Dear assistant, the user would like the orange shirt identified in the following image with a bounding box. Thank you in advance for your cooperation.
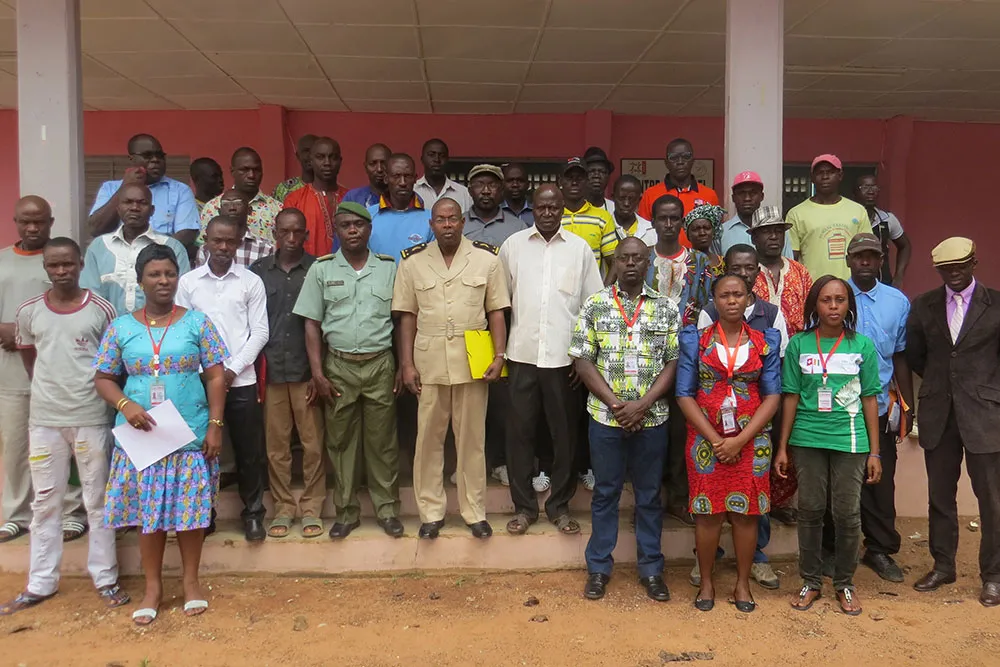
[282,184,349,257]
[638,179,720,248]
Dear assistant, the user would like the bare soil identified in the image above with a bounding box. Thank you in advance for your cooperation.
[0,517,996,667]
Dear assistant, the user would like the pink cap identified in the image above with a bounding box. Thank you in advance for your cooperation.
[732,171,764,188]
[811,153,842,171]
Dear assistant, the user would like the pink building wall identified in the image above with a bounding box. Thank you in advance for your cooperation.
[0,107,994,296]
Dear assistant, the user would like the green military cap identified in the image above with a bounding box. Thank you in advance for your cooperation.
[336,201,371,222]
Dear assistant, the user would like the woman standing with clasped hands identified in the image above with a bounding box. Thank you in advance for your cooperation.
[92,244,229,626]
[676,274,781,613]
[774,275,882,616]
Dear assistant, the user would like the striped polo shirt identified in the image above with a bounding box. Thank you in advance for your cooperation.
[561,201,619,265]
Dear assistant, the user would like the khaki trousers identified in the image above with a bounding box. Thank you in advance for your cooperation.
[264,382,325,519]
[323,351,400,523]
[414,382,488,524]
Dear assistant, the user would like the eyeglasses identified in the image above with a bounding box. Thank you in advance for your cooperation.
[131,150,166,161]
[666,151,694,163]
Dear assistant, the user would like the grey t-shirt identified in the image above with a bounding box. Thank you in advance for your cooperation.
[0,246,50,395]
[15,290,117,427]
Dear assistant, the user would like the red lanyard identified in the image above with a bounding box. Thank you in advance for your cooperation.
[815,329,846,384]
[613,285,645,342]
[716,322,747,379]
[143,306,177,377]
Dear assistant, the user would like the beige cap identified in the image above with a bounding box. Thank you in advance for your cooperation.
[467,164,504,181]
[931,237,976,266]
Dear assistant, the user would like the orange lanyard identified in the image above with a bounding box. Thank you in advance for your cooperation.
[613,285,645,343]
[815,329,846,385]
[716,322,747,379]
[143,306,177,378]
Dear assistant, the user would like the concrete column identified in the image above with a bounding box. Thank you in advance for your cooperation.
[724,0,783,210]
[16,0,84,240]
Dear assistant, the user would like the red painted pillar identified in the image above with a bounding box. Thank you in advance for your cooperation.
[257,104,289,193]
[880,115,914,223]
[583,109,613,157]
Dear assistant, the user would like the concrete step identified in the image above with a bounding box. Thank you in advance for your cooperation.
[215,482,633,520]
[0,518,797,577]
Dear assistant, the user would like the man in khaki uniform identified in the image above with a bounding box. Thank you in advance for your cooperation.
[393,197,510,539]
[293,201,403,540]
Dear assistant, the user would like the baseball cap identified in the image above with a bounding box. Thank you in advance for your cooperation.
[931,237,976,266]
[749,205,789,231]
[732,171,764,189]
[562,157,586,174]
[336,201,371,222]
[467,164,504,181]
[811,154,843,171]
[847,233,883,256]
[583,146,614,171]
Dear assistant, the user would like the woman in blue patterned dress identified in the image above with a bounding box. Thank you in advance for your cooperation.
[93,244,229,626]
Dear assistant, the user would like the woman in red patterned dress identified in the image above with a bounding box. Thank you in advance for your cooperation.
[676,274,782,612]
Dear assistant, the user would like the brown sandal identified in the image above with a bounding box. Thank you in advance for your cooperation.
[553,514,580,535]
[0,591,56,616]
[506,513,532,535]
[98,582,130,609]
[837,588,862,616]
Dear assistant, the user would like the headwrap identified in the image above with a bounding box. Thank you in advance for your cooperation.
[684,204,727,237]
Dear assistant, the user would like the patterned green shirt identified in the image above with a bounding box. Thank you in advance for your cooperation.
[569,283,681,428]
[272,176,305,203]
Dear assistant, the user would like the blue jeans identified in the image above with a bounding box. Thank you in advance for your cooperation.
[755,514,771,563]
[585,419,667,579]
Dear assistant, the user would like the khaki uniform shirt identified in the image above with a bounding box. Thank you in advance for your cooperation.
[392,237,510,385]
[293,250,397,354]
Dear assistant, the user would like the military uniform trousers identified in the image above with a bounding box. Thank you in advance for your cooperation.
[414,381,489,524]
[264,382,325,520]
[323,349,400,524]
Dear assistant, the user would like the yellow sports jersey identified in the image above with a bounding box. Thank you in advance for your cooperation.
[561,201,619,266]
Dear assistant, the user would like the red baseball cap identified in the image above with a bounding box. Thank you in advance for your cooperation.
[732,171,764,189]
[811,153,843,171]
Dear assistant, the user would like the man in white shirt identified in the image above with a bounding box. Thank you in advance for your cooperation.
[176,216,269,542]
[414,138,473,213]
[499,184,604,536]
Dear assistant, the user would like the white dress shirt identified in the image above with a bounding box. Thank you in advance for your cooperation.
[414,176,474,213]
[175,262,269,388]
[499,226,604,368]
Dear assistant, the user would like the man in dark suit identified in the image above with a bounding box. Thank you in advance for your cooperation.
[906,236,1000,607]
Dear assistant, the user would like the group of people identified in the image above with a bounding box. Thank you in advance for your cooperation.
[0,131,996,625]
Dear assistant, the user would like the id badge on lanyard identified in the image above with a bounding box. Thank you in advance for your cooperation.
[815,329,845,414]
[817,387,833,412]
[150,381,166,406]
[143,306,176,407]
[717,323,744,435]
[614,285,644,378]
[721,392,739,435]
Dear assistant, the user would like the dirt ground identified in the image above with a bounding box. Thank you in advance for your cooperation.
[0,517,996,667]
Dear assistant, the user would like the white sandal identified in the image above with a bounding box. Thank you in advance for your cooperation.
[132,607,158,626]
[184,599,209,616]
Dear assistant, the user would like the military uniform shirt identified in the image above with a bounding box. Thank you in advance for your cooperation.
[392,237,510,385]
[293,250,396,354]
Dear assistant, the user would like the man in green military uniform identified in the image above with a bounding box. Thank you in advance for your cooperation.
[293,201,403,539]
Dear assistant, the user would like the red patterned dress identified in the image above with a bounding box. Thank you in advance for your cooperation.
[676,324,782,516]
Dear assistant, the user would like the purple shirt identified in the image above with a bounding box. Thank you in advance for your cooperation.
[946,278,976,323]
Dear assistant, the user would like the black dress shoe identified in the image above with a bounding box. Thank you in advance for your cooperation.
[467,520,493,539]
[913,570,957,592]
[640,575,670,602]
[862,552,905,583]
[981,582,1000,607]
[377,517,405,538]
[694,597,715,612]
[328,520,361,540]
[418,520,446,539]
[584,573,610,600]
[244,518,266,542]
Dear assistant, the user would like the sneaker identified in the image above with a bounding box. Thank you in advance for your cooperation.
[532,471,551,493]
[751,562,780,589]
[491,465,510,487]
[579,469,596,491]
[689,563,701,587]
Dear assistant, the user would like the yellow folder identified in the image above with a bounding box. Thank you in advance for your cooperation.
[465,330,508,379]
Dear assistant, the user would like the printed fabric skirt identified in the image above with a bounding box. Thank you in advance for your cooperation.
[686,428,771,516]
[104,447,219,534]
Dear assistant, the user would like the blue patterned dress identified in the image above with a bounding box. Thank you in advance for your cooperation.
[94,309,228,533]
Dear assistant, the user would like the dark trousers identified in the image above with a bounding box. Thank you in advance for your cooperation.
[925,409,1000,583]
[664,393,688,509]
[506,362,579,521]
[793,445,866,591]
[225,385,267,521]
[485,379,510,470]
[586,419,667,579]
[861,415,900,555]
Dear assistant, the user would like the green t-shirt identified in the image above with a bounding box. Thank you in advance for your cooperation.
[782,330,881,453]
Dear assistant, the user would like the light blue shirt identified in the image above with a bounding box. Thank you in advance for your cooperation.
[90,176,200,236]
[849,278,910,416]
[367,201,434,263]
[718,213,793,259]
[80,226,191,315]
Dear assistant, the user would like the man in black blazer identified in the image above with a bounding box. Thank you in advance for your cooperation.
[906,237,1000,607]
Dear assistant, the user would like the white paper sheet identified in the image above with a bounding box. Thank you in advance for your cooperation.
[112,400,199,472]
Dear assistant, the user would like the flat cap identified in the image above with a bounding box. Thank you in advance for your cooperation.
[847,233,883,256]
[750,205,789,230]
[336,201,371,222]
[467,164,504,181]
[932,236,976,266]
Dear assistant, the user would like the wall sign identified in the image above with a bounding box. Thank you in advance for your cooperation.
[621,158,715,190]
